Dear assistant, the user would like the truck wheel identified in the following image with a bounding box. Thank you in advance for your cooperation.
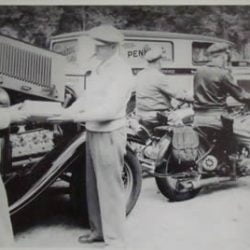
[69,146,142,224]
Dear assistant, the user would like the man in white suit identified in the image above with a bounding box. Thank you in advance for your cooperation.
[49,25,134,248]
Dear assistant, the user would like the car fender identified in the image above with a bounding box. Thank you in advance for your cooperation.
[9,131,86,215]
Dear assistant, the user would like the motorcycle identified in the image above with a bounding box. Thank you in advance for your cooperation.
[127,104,250,201]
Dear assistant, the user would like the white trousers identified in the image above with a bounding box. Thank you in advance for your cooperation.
[0,136,14,247]
[85,128,127,246]
[0,176,14,246]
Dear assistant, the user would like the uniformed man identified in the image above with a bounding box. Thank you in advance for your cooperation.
[48,25,134,248]
[0,88,28,247]
[135,47,192,131]
[193,42,250,129]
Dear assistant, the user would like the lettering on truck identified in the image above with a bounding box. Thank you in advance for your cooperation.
[127,48,148,58]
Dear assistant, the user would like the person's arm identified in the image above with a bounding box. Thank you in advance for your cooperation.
[222,72,250,103]
[172,90,194,103]
[73,105,122,122]
[74,74,133,122]
[0,105,29,128]
[74,61,134,123]
[47,95,87,123]
[8,104,29,123]
[48,88,129,124]
[158,76,194,103]
[0,108,11,129]
[64,94,87,114]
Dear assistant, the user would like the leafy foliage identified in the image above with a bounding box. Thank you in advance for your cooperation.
[0,5,250,54]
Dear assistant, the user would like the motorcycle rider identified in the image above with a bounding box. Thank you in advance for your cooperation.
[193,42,250,130]
[135,47,193,132]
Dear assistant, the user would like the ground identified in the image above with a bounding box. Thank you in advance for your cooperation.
[12,176,250,250]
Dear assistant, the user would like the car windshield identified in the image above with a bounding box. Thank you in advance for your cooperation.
[192,41,212,65]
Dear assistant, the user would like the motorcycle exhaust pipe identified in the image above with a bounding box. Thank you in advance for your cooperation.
[183,176,233,190]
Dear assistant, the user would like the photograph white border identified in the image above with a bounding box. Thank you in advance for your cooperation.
[1,1,249,250]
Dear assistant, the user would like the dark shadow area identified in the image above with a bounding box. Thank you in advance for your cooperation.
[165,179,250,203]
[196,181,245,198]
[12,181,88,235]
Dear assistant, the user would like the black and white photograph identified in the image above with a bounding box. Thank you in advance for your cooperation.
[1,1,250,249]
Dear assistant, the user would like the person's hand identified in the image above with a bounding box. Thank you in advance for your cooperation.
[7,103,28,123]
[8,103,24,111]
[9,111,29,123]
[168,110,183,125]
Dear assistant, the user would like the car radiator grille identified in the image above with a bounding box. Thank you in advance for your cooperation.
[0,35,66,101]
[0,42,52,88]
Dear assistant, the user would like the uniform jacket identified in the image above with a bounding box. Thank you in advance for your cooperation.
[194,63,250,111]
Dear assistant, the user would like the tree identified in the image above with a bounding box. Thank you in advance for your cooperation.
[0,5,250,54]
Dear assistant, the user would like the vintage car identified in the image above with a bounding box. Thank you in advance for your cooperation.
[0,34,142,221]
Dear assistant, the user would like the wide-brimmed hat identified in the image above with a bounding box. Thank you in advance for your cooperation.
[88,25,124,45]
[145,48,162,62]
